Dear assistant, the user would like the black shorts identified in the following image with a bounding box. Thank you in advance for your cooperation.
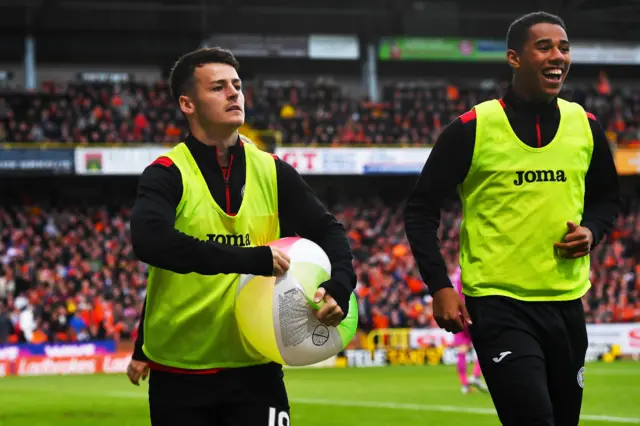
[148,362,290,426]
[466,295,588,426]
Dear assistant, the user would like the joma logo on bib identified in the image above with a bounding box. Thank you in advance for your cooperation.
[514,170,567,186]
[206,233,251,247]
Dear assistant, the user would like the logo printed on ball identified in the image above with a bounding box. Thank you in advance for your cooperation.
[312,324,330,346]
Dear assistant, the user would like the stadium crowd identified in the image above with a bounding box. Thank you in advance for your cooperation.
[0,203,146,344]
[0,72,637,345]
[1,194,638,345]
[1,72,639,146]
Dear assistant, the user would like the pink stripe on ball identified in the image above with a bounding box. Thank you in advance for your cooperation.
[267,236,300,251]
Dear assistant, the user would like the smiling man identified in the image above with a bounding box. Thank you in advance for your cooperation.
[126,47,356,426]
[404,12,620,426]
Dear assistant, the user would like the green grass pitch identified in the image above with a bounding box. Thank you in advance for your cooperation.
[1,362,639,425]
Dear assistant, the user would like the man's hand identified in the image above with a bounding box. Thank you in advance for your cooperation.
[554,221,593,259]
[313,287,344,327]
[432,287,471,334]
[127,359,149,386]
[271,247,291,277]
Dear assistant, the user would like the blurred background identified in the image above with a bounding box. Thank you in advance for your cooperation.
[1,0,639,425]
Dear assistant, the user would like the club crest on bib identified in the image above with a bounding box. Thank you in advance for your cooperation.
[577,366,585,388]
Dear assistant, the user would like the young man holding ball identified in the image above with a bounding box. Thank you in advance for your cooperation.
[126,47,356,426]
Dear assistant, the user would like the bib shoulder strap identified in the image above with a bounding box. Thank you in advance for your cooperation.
[557,97,586,119]
[163,142,198,176]
[241,135,276,164]
[473,99,503,116]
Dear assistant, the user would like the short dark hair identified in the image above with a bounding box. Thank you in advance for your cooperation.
[507,12,566,53]
[169,47,240,101]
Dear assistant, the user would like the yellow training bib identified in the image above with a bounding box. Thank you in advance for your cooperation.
[142,142,280,369]
[458,98,593,301]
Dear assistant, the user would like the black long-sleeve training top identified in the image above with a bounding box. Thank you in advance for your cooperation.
[130,134,356,362]
[404,87,621,296]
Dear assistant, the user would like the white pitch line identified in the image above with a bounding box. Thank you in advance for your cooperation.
[291,398,640,424]
[584,369,640,376]
[292,398,496,415]
[109,393,640,424]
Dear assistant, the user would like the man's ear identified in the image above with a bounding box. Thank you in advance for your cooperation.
[179,94,195,116]
[506,49,520,70]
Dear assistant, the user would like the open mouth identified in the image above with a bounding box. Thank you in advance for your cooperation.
[542,68,563,83]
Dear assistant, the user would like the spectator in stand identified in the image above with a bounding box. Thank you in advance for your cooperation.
[0,301,13,344]
[0,267,15,301]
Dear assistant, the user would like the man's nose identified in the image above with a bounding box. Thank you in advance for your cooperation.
[549,47,565,63]
[227,89,239,100]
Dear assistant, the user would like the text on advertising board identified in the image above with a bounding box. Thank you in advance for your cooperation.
[0,353,132,377]
[630,328,640,348]
[585,323,640,354]
[0,148,74,175]
[280,150,321,173]
[274,147,433,175]
[386,348,444,366]
[0,341,116,361]
[366,328,412,350]
[344,349,387,367]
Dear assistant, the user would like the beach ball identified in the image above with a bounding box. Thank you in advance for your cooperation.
[235,237,358,366]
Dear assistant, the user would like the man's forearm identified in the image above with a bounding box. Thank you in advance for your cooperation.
[132,298,148,362]
[404,202,453,295]
[314,221,357,315]
[582,119,621,248]
[130,213,273,276]
[403,116,471,295]
[582,193,620,248]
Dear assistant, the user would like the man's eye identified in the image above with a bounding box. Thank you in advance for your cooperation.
[213,87,223,91]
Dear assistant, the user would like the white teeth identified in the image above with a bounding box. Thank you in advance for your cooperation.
[545,69,562,75]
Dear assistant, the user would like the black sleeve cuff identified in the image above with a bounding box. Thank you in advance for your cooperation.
[246,246,274,276]
[424,271,454,296]
[132,298,148,362]
[581,221,604,250]
[320,277,352,317]
[132,341,148,362]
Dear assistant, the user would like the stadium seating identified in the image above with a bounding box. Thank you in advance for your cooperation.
[0,75,638,346]
[0,80,187,144]
[1,195,638,345]
[0,204,145,344]
[1,76,640,146]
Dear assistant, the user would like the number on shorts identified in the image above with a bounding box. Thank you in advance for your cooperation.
[268,407,290,426]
